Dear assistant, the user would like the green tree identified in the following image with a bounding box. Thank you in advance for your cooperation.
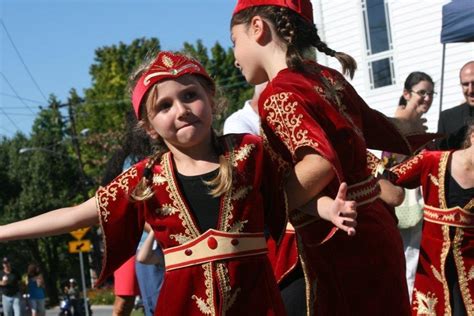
[1,96,84,304]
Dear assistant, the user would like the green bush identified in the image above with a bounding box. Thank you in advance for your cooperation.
[88,287,115,305]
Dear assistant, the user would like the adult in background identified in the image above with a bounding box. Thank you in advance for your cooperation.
[26,263,46,316]
[0,257,23,316]
[382,71,435,301]
[437,61,474,149]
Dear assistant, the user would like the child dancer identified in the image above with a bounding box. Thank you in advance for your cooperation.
[229,1,435,314]
[388,121,474,315]
[0,51,356,316]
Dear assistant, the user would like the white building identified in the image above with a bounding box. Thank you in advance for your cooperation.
[312,0,474,132]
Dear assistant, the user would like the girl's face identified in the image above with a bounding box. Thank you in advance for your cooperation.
[403,80,435,115]
[144,75,213,152]
[231,23,266,85]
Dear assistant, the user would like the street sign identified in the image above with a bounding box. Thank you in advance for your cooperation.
[70,227,90,240]
[68,240,92,253]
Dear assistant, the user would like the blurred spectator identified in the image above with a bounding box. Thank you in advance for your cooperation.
[26,263,46,316]
[0,257,23,316]
[437,61,474,149]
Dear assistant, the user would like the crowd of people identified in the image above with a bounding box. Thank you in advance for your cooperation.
[0,0,473,315]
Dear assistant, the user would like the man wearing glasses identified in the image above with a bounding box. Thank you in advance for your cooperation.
[437,61,474,149]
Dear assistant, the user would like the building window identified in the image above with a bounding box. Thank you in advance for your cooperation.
[362,0,395,89]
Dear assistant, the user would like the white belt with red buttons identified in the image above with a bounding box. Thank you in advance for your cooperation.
[163,229,268,271]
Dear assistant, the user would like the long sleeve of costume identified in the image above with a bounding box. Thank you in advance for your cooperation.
[95,164,147,285]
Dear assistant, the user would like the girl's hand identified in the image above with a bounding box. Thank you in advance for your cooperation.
[317,183,357,236]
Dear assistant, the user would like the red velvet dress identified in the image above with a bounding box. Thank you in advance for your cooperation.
[259,63,416,315]
[94,134,287,316]
[391,150,474,315]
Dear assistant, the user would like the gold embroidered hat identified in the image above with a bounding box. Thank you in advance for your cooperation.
[132,51,214,119]
[233,0,314,23]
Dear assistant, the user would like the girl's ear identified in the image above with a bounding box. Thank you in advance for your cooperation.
[144,123,160,140]
[402,89,411,102]
[250,16,268,43]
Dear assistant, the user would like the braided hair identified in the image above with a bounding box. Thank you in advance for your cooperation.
[231,6,357,78]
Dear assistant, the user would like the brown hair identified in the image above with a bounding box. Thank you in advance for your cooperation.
[463,119,474,149]
[231,6,357,78]
[127,52,232,200]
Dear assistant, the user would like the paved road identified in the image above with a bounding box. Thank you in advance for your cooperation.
[46,305,113,316]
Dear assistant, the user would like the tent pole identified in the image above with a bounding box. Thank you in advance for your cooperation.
[439,44,446,117]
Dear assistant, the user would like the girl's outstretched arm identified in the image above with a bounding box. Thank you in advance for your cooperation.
[136,229,163,265]
[0,197,98,242]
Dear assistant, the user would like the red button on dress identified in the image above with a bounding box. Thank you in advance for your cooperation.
[207,237,218,249]
[185,249,193,256]
[231,239,239,246]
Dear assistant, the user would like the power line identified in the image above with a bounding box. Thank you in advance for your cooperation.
[1,19,48,102]
[0,72,37,114]
[0,107,21,130]
[0,92,44,105]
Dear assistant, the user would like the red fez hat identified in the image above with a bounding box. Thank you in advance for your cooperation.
[233,0,313,23]
[132,51,214,119]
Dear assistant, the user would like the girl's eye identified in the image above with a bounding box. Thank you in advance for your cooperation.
[183,91,197,101]
[157,102,172,112]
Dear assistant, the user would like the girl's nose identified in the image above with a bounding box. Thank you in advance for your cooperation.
[177,102,191,117]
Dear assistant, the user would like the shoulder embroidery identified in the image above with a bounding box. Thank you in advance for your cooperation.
[232,144,255,167]
[316,75,363,138]
[97,166,138,223]
[263,92,319,159]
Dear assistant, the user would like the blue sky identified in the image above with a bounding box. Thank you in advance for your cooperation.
[0,0,235,138]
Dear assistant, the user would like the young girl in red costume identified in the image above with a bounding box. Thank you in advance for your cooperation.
[230,1,435,314]
[388,121,474,315]
[0,51,356,316]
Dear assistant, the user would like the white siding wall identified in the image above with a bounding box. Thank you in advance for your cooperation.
[312,0,474,132]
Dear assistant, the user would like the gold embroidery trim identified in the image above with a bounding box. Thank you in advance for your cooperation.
[391,151,424,176]
[440,225,452,315]
[452,228,474,314]
[438,152,450,209]
[162,153,199,243]
[191,263,215,316]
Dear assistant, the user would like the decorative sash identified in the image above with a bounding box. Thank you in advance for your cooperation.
[423,204,474,228]
[347,176,381,206]
[163,229,268,271]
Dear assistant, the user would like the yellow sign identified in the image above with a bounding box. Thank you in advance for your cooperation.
[68,240,92,253]
[70,227,90,240]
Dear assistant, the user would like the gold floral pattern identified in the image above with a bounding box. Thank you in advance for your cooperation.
[413,289,438,315]
[428,174,439,187]
[391,152,424,176]
[263,92,319,161]
[191,263,215,315]
[217,262,241,313]
[96,166,138,223]
[232,143,255,167]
